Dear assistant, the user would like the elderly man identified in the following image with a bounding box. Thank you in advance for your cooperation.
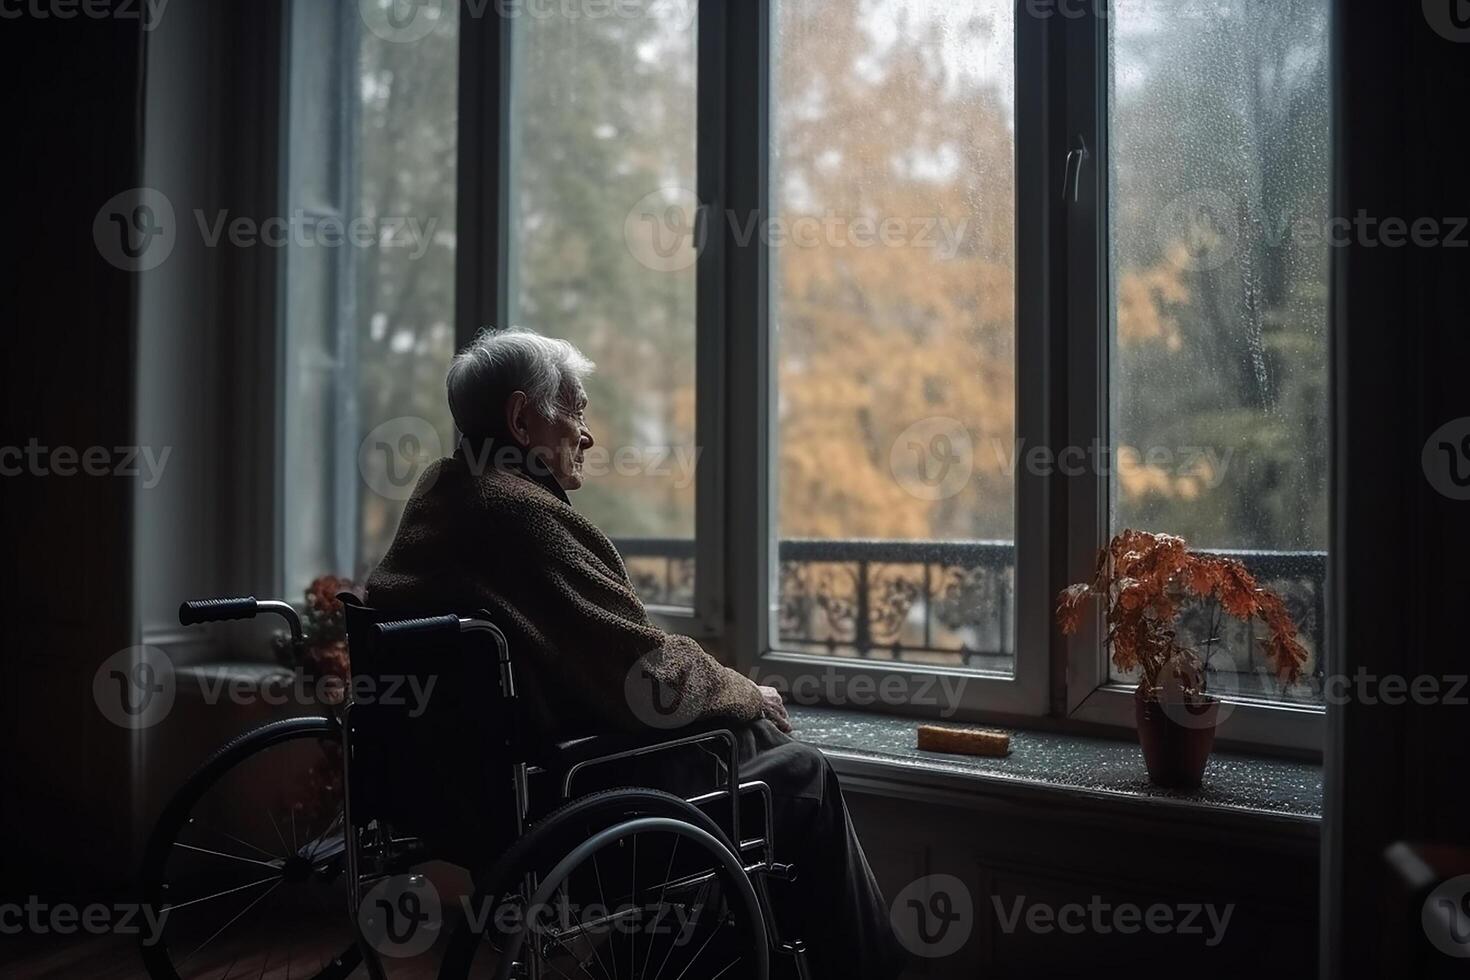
[367,326,906,980]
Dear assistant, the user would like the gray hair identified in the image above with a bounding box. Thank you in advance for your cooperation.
[447,327,596,440]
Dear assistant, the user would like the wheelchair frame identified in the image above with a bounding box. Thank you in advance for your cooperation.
[341,611,811,980]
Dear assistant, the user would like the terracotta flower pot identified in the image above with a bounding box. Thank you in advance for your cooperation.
[1133,682,1219,789]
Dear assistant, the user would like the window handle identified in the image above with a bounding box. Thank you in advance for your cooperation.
[1062,135,1090,203]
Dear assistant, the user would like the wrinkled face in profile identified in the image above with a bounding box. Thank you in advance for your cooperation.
[505,383,594,491]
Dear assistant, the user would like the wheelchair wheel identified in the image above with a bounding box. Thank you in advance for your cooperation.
[138,716,365,980]
[441,787,769,980]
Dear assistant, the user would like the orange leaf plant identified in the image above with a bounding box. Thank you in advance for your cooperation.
[1055,529,1308,696]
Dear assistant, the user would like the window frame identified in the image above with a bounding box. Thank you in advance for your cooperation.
[278,0,363,597]
[1056,5,1325,753]
[314,0,1329,753]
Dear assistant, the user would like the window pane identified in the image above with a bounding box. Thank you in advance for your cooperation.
[283,2,459,594]
[772,0,1016,670]
[354,6,459,576]
[510,2,699,608]
[1108,1,1329,704]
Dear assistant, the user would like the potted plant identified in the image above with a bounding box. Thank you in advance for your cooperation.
[1055,529,1308,788]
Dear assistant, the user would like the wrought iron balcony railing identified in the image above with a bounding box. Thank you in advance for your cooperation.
[616,537,1327,702]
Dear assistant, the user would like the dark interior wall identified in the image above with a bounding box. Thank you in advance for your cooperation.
[0,15,146,898]
[1325,2,1470,977]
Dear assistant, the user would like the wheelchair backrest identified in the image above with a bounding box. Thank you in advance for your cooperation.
[339,594,521,865]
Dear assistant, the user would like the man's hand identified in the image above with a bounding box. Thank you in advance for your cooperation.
[758,685,793,734]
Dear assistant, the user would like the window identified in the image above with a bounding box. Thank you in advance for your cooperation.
[771,0,1018,672]
[282,0,459,594]
[1106,2,1330,710]
[508,1,702,612]
[277,0,1333,750]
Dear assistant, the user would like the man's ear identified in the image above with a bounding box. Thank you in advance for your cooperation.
[505,390,532,447]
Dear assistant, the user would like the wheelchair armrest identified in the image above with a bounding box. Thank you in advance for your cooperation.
[539,723,746,855]
[537,723,733,771]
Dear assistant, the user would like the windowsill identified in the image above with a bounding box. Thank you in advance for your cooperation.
[788,705,1322,832]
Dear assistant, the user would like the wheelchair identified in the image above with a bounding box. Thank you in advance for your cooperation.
[138,594,812,980]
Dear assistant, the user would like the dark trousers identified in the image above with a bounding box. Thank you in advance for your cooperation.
[580,720,909,980]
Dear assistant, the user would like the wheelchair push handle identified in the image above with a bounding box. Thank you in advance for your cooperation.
[178,595,304,647]
[179,596,258,625]
[374,614,462,649]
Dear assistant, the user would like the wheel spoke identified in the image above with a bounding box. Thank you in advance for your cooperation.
[651,879,710,980]
[267,809,291,855]
[173,841,284,871]
[180,879,283,967]
[302,811,344,862]
[638,836,680,980]
[190,819,284,862]
[557,880,614,980]
[668,898,723,980]
[629,832,638,980]
[164,875,282,914]
[590,838,619,980]
[706,959,741,980]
